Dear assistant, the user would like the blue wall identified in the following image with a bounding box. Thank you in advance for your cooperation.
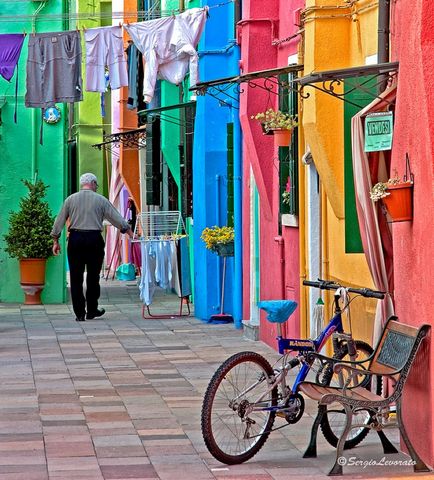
[193,0,240,322]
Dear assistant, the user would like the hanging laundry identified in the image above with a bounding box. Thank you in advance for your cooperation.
[0,33,25,123]
[124,7,207,103]
[0,34,25,82]
[85,25,128,92]
[138,237,191,306]
[139,241,157,306]
[154,239,174,290]
[25,31,83,108]
[84,25,128,116]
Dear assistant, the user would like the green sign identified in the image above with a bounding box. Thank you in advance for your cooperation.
[364,111,393,152]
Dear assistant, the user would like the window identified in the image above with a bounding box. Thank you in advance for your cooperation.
[279,73,298,219]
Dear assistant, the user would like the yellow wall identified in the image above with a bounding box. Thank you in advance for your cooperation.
[301,0,380,342]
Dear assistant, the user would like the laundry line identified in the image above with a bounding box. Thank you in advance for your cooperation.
[0,0,236,23]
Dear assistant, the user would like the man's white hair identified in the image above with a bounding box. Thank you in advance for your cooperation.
[80,173,98,185]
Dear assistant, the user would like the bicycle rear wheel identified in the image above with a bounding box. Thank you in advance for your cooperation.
[320,340,382,449]
[201,351,278,464]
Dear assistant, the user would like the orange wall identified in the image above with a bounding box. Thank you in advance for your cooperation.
[120,0,141,210]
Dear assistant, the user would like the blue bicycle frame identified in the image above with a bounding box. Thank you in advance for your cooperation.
[277,311,344,393]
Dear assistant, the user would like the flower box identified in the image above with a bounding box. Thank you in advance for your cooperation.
[215,241,234,257]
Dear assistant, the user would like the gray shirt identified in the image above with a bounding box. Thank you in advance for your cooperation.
[51,190,130,239]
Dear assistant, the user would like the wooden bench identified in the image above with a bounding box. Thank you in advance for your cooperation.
[298,316,431,476]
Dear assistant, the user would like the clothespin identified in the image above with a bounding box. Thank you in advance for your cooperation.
[76,23,80,32]
[171,10,175,18]
[119,21,122,28]
[23,29,27,37]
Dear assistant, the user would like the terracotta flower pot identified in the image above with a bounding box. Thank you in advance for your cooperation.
[382,183,413,222]
[272,128,293,147]
[19,258,47,305]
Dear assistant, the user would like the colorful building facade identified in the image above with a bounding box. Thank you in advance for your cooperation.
[238,0,303,345]
[390,0,434,466]
[0,1,69,303]
[192,0,241,323]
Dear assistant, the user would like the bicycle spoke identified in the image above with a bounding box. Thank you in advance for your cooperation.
[202,352,277,463]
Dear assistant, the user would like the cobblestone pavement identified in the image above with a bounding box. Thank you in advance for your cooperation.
[0,280,431,479]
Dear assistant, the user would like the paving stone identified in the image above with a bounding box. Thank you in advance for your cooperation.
[0,280,412,480]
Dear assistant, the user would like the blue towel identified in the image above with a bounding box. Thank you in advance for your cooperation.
[257,300,297,324]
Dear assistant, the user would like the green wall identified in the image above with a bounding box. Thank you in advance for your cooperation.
[160,0,199,194]
[0,1,68,303]
[76,0,108,193]
[160,0,199,297]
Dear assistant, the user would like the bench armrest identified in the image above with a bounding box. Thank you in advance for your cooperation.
[333,362,401,377]
[307,351,371,366]
[333,363,373,376]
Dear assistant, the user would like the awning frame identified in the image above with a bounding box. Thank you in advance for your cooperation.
[92,127,147,151]
[294,61,399,108]
[191,61,399,109]
[191,64,304,108]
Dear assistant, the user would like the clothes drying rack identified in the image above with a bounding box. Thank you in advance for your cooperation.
[132,211,191,319]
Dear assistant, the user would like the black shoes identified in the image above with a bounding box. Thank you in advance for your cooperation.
[75,308,105,321]
[86,308,105,320]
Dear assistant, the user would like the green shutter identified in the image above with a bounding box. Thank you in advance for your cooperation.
[227,123,234,227]
[279,74,298,217]
[145,117,161,206]
[344,76,377,253]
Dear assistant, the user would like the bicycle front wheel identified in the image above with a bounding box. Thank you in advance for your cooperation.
[320,340,382,449]
[201,351,278,464]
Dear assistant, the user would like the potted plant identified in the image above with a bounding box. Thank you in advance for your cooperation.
[369,170,413,222]
[3,179,55,304]
[251,109,298,147]
[282,190,291,206]
[200,225,235,257]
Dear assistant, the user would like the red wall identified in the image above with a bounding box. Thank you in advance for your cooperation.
[390,0,434,466]
[239,0,304,348]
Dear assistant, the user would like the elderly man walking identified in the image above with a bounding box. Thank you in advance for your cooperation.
[51,173,133,322]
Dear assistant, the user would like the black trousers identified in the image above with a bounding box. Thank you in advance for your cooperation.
[67,230,105,318]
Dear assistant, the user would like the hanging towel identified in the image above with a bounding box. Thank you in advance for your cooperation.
[124,7,207,103]
[139,241,157,306]
[0,33,25,123]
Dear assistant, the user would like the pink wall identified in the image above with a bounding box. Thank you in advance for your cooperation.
[390,0,434,466]
[239,0,304,348]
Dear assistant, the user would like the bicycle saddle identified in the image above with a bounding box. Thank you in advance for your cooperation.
[257,300,297,323]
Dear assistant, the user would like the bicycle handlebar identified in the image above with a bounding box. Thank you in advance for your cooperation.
[303,279,385,299]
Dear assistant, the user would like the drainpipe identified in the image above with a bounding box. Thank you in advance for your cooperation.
[231,102,243,329]
[378,0,390,93]
[274,236,285,300]
[30,1,47,180]
[198,40,237,57]
[214,174,222,313]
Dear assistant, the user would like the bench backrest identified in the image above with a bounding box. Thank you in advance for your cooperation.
[369,317,429,397]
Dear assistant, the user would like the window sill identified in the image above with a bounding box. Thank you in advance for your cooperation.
[282,214,298,227]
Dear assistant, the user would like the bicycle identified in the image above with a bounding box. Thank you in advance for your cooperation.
[201,279,385,465]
